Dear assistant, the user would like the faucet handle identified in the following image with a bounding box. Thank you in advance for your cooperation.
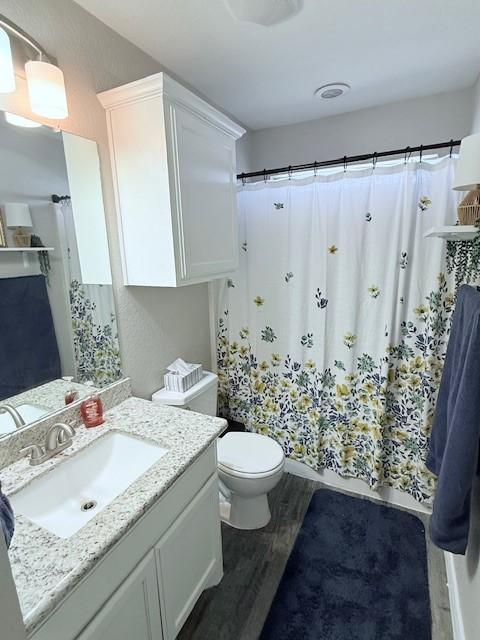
[57,423,76,444]
[20,444,45,463]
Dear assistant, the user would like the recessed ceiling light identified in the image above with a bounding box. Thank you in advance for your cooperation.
[314,83,351,99]
[225,0,303,26]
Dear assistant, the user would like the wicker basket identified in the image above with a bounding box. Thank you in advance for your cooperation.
[457,190,480,225]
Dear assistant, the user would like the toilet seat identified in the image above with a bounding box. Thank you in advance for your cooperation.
[217,432,285,479]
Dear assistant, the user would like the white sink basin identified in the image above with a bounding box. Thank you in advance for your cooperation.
[11,431,168,538]
[0,403,49,435]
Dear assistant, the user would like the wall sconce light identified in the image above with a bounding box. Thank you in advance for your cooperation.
[0,25,15,92]
[0,14,68,120]
[25,60,68,119]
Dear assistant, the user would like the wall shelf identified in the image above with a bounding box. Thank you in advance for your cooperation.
[0,247,54,252]
[0,247,54,268]
[424,226,477,241]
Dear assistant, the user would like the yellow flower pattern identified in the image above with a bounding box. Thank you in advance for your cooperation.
[217,274,453,504]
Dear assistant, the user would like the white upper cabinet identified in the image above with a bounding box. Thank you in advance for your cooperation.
[98,73,245,287]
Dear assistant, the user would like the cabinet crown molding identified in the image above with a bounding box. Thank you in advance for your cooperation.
[98,72,245,140]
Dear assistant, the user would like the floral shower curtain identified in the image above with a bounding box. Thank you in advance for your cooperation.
[217,157,461,503]
[59,201,122,386]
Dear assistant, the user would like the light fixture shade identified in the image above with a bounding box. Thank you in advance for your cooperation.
[25,60,68,119]
[5,112,42,128]
[0,26,15,93]
[453,133,480,191]
[4,202,33,228]
[224,0,303,26]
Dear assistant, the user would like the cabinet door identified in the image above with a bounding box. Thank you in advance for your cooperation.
[155,474,223,640]
[168,103,238,284]
[76,550,163,640]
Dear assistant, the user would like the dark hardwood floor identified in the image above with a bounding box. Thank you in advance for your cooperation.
[178,474,452,640]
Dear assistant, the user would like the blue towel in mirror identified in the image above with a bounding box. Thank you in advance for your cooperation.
[0,274,61,401]
[0,481,14,549]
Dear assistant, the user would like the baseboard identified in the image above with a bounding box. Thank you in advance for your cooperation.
[444,552,466,640]
[284,459,431,514]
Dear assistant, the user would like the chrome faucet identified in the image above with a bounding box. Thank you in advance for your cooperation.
[21,422,76,466]
[0,404,25,429]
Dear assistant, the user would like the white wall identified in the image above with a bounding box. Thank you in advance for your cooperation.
[0,0,212,399]
[248,88,474,172]
[236,130,253,174]
[472,74,480,134]
[449,477,480,640]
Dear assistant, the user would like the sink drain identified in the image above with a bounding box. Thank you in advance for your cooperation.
[80,499,97,512]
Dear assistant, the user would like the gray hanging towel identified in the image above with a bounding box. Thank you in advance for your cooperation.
[427,284,480,554]
[0,481,14,549]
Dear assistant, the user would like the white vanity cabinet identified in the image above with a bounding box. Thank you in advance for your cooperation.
[76,551,163,640]
[156,475,222,639]
[98,73,245,287]
[31,445,222,640]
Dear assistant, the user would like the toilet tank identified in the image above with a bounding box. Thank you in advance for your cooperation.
[151,371,218,416]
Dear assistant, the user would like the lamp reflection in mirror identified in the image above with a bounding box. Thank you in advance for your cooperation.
[453,133,480,226]
[0,26,15,93]
[5,111,42,128]
[25,60,68,120]
[4,202,32,247]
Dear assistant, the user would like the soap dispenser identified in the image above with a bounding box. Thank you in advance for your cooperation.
[80,385,104,428]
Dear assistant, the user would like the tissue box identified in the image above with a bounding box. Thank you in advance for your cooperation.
[164,359,203,393]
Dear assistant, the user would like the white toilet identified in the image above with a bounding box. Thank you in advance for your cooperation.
[217,431,285,529]
[152,371,285,530]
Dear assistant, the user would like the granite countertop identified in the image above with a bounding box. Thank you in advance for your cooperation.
[2,396,226,635]
[3,379,100,414]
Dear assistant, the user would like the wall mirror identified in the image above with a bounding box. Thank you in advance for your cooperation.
[0,109,122,439]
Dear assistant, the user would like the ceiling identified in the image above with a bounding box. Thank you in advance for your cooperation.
[75,0,480,130]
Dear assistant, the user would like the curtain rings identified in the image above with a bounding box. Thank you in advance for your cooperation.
[343,155,347,173]
[372,152,378,170]
[449,139,454,158]
[241,173,246,186]
[404,146,411,165]
[263,169,267,183]
[288,165,293,180]
[313,161,318,177]
[419,145,423,163]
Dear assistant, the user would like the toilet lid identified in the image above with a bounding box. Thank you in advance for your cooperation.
[217,432,284,476]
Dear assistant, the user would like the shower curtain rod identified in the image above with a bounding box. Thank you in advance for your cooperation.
[237,139,461,181]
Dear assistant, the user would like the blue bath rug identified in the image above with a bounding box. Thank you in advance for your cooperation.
[260,489,431,640]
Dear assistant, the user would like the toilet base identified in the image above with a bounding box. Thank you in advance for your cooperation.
[220,493,272,530]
